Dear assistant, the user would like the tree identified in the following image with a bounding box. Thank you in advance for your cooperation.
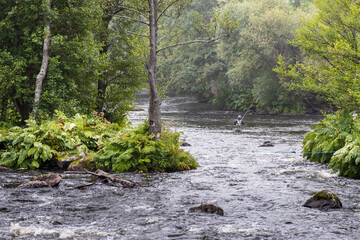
[94,0,146,123]
[119,0,221,137]
[276,0,360,110]
[33,0,51,116]
[0,0,103,123]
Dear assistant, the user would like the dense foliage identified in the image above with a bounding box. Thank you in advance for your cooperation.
[0,112,120,169]
[0,0,145,124]
[276,0,360,110]
[303,110,360,178]
[0,113,197,173]
[94,122,198,172]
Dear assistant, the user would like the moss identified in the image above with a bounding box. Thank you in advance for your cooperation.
[313,190,339,201]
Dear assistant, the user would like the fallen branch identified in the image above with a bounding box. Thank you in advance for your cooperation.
[84,169,137,188]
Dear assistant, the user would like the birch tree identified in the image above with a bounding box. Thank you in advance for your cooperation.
[33,0,51,116]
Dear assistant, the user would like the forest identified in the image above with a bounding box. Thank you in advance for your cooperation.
[1,0,360,176]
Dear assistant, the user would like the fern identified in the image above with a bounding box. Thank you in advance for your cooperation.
[93,121,198,173]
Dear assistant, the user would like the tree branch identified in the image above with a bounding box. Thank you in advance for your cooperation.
[117,15,149,26]
[157,0,183,22]
[158,14,181,43]
[157,38,218,53]
[118,5,147,18]
[126,30,149,38]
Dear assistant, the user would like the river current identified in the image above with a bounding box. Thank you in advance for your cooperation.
[1,95,360,239]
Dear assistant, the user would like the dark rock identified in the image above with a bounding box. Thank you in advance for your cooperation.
[181,142,191,147]
[17,180,50,189]
[0,232,15,239]
[52,220,63,225]
[189,203,224,216]
[303,190,342,210]
[31,173,62,187]
[0,165,10,171]
[45,152,86,170]
[256,109,269,115]
[67,164,85,172]
[259,141,274,147]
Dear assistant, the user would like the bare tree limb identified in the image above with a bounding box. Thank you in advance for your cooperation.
[117,15,149,26]
[159,13,181,43]
[118,5,148,18]
[157,0,183,22]
[157,38,219,53]
[126,30,149,38]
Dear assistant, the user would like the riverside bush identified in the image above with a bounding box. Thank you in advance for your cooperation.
[303,110,360,178]
[94,122,198,172]
[0,111,120,169]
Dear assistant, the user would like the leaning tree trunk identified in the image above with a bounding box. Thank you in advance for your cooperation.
[33,0,51,116]
[148,0,162,138]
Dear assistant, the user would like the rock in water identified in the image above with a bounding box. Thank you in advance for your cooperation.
[189,203,224,216]
[259,141,274,147]
[17,180,49,189]
[0,165,10,171]
[67,164,85,172]
[31,173,62,187]
[303,190,342,210]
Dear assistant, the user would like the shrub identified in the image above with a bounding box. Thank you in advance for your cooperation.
[93,122,198,172]
[303,109,360,178]
[302,110,354,163]
[0,111,120,169]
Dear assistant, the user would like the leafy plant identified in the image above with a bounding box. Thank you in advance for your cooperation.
[94,122,198,172]
[328,137,360,178]
[0,111,120,169]
[303,110,354,163]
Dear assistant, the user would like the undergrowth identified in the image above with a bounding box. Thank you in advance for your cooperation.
[0,111,120,169]
[93,121,198,172]
[303,110,360,178]
[0,113,198,173]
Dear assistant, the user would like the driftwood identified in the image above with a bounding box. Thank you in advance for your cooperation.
[84,169,137,188]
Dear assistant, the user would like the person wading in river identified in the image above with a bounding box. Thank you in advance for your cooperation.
[234,115,244,129]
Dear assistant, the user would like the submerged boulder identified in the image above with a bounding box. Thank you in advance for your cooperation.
[0,165,10,171]
[181,142,191,147]
[303,190,342,210]
[67,164,85,172]
[189,203,224,216]
[31,173,62,187]
[17,180,50,189]
[17,173,62,189]
[259,141,274,147]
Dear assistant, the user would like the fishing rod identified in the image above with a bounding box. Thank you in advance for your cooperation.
[241,104,253,120]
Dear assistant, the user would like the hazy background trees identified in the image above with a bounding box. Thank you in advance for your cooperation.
[160,0,321,114]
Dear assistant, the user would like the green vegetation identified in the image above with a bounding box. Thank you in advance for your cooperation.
[303,110,360,178]
[160,0,318,113]
[276,0,360,178]
[0,111,120,169]
[94,122,198,172]
[276,0,360,110]
[0,113,197,172]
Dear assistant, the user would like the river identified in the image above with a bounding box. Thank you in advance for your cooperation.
[1,95,360,239]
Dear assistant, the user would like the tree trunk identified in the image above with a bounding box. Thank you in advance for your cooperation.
[148,0,162,138]
[12,91,31,125]
[96,15,112,113]
[33,0,51,115]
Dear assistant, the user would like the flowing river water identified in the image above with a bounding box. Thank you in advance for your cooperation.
[1,95,360,239]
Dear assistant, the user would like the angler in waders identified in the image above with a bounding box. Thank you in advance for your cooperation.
[234,115,244,132]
